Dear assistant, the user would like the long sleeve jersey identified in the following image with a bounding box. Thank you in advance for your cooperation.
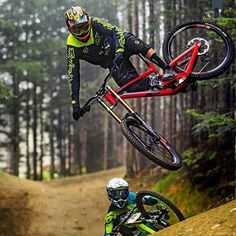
[66,17,125,106]
[104,192,159,235]
[104,192,137,235]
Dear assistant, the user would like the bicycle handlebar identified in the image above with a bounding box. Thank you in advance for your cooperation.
[80,73,112,117]
[111,205,138,235]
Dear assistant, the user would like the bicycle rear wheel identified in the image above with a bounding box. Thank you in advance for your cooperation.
[136,190,185,228]
[120,116,182,170]
[163,20,235,80]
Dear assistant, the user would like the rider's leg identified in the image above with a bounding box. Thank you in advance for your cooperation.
[125,34,174,81]
[110,59,150,92]
[146,48,174,81]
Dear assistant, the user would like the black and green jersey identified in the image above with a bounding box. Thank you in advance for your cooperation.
[104,192,137,235]
[67,17,126,106]
[104,192,159,236]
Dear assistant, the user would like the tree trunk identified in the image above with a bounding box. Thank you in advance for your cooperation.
[32,83,38,180]
[25,83,31,179]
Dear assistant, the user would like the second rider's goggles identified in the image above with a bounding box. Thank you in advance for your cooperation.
[108,188,129,201]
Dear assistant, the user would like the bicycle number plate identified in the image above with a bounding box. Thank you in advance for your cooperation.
[126,212,142,224]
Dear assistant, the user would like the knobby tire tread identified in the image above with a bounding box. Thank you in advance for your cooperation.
[136,190,185,221]
[120,118,182,171]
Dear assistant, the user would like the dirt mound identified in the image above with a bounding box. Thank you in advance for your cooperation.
[0,172,44,235]
[153,199,236,236]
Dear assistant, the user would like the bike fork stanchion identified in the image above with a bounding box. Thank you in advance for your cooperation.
[98,99,122,123]
[106,86,160,141]
[106,86,135,113]
[98,86,136,124]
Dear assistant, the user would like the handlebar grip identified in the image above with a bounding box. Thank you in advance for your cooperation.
[81,105,91,116]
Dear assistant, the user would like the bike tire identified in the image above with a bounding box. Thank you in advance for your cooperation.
[136,190,185,222]
[162,20,235,80]
[120,116,182,170]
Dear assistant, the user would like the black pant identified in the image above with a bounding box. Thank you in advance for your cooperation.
[111,34,151,92]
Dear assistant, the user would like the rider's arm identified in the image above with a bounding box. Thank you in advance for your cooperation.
[104,210,116,235]
[67,45,80,107]
[92,18,125,54]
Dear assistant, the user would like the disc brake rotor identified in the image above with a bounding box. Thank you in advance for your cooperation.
[187,37,209,55]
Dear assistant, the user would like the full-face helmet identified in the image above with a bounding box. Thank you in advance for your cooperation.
[64,6,91,42]
[106,178,129,208]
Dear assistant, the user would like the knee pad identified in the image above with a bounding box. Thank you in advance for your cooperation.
[126,35,150,56]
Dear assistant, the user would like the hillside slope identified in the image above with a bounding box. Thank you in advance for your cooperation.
[154,198,236,236]
[0,168,235,236]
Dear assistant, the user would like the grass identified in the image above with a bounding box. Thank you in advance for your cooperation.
[152,170,215,218]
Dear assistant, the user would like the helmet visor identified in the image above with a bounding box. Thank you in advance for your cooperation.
[108,189,129,201]
[67,14,89,28]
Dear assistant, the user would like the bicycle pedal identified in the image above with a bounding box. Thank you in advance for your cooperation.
[150,79,163,89]
[149,75,164,89]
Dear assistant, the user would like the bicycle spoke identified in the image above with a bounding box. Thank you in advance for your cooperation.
[129,126,175,165]
[169,26,229,75]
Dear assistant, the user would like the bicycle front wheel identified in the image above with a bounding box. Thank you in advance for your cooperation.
[120,116,182,170]
[163,20,235,80]
[136,190,185,226]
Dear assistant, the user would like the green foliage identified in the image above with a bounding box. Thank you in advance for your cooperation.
[185,109,236,139]
[182,148,216,167]
[0,82,11,98]
[152,171,214,217]
[153,172,178,193]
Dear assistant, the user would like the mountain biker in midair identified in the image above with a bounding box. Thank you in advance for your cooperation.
[64,6,174,121]
[104,178,158,236]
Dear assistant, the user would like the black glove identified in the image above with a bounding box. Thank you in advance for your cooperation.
[72,105,82,121]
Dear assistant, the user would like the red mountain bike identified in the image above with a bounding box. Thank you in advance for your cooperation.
[80,20,235,170]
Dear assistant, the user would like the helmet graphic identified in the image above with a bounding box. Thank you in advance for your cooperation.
[64,6,91,42]
[106,178,129,208]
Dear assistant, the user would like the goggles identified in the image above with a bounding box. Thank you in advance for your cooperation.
[108,189,129,201]
[70,23,91,36]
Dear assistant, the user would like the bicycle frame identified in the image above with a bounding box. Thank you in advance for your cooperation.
[82,42,201,124]
[103,42,200,108]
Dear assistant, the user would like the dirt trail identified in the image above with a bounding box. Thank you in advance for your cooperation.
[0,167,126,236]
[0,168,235,236]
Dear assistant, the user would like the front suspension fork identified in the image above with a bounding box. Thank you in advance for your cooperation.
[99,86,160,142]
[98,86,135,123]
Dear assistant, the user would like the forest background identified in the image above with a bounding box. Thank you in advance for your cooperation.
[0,0,235,216]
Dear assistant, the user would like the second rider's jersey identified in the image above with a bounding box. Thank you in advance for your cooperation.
[104,192,137,235]
[67,17,126,106]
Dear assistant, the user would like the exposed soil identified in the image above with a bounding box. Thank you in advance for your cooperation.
[153,199,236,236]
[0,167,126,236]
[0,167,235,236]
